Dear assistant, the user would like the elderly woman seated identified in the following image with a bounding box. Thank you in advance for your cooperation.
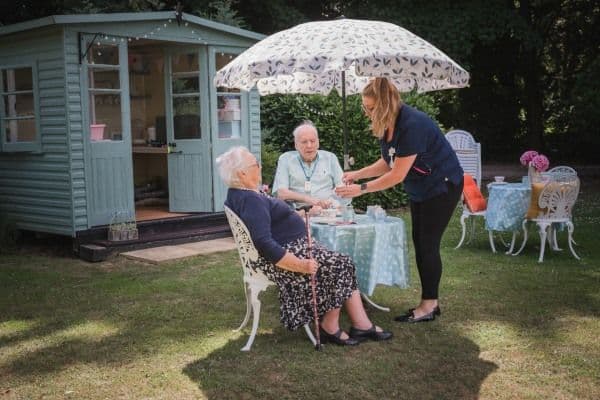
[216,146,392,346]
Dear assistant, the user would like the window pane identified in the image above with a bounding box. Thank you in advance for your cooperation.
[171,53,198,74]
[89,68,120,90]
[217,94,241,139]
[5,118,36,143]
[216,53,241,139]
[89,93,122,141]
[88,43,119,65]
[173,97,200,140]
[4,93,34,117]
[172,77,199,94]
[216,53,240,94]
[2,67,33,92]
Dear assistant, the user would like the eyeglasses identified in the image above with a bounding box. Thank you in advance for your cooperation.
[361,103,375,115]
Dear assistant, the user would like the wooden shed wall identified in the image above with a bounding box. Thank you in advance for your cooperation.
[64,30,88,233]
[0,27,76,236]
[248,89,262,157]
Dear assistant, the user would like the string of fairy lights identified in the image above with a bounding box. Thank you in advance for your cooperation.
[83,12,208,60]
[295,96,336,117]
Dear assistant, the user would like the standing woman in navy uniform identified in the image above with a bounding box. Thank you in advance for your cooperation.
[335,77,463,323]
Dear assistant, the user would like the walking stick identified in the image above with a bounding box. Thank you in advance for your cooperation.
[299,205,322,351]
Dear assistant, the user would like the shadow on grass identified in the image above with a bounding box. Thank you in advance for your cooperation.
[183,322,497,400]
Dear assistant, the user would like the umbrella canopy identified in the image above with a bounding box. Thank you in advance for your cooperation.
[214,18,469,95]
[214,18,470,168]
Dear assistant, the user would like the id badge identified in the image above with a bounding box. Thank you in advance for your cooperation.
[304,180,311,192]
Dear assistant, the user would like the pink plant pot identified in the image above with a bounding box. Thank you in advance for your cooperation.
[90,124,106,141]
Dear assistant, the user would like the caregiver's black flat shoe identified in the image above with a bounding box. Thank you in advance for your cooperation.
[394,306,441,323]
[349,325,393,341]
[319,328,360,346]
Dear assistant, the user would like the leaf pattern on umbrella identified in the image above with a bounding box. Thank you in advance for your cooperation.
[215,18,470,95]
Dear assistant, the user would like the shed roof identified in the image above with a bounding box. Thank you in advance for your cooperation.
[0,11,265,41]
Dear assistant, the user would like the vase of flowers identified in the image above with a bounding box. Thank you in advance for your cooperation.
[520,150,550,183]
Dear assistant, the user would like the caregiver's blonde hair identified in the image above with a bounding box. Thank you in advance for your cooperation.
[362,78,401,139]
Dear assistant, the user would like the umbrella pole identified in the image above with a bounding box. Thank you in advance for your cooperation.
[342,71,350,171]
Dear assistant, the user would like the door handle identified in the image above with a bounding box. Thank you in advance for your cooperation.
[167,142,181,154]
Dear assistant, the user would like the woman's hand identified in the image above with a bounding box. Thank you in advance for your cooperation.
[342,170,361,185]
[301,259,319,275]
[334,184,362,198]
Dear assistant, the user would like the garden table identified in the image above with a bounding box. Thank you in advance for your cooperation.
[310,214,409,311]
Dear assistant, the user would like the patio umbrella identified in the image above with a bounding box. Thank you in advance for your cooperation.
[214,18,470,169]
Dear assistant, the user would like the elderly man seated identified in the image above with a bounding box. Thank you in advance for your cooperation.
[272,120,344,211]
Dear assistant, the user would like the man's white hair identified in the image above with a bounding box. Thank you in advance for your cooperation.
[215,146,252,188]
[293,120,319,141]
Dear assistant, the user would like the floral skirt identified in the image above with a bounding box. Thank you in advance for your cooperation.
[250,237,358,331]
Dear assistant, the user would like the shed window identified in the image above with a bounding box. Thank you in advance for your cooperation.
[171,53,201,140]
[87,43,122,141]
[216,52,241,139]
[0,66,39,152]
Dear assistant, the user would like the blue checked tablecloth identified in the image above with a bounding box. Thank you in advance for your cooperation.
[310,215,409,296]
[485,183,531,232]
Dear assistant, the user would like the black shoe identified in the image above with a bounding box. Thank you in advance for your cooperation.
[394,306,441,323]
[349,325,393,342]
[319,328,360,346]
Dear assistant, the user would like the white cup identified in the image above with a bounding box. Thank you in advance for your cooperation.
[147,126,156,141]
[494,176,505,183]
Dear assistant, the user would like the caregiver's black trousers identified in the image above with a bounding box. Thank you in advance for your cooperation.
[409,180,463,299]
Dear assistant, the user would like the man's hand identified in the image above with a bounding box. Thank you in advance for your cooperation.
[313,198,332,209]
[308,205,323,216]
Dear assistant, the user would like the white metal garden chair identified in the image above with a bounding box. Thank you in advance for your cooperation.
[547,165,578,182]
[223,205,316,351]
[446,130,482,187]
[513,178,580,262]
[446,130,485,248]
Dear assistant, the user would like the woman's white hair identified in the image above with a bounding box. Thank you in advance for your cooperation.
[215,146,251,188]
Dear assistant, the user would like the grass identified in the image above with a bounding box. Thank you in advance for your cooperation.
[1,179,599,399]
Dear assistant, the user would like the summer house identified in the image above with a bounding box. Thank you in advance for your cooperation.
[0,11,264,257]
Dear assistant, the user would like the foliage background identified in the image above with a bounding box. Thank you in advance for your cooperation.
[260,92,440,209]
[2,0,597,206]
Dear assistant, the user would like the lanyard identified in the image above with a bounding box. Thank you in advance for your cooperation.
[298,153,320,181]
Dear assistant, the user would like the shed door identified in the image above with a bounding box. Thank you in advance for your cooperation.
[210,48,250,211]
[167,49,212,212]
[84,38,135,227]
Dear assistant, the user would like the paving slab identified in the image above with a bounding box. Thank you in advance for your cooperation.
[121,237,236,264]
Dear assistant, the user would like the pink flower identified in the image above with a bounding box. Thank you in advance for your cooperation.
[520,150,539,166]
[531,154,549,172]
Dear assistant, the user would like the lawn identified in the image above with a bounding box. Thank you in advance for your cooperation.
[1,179,599,399]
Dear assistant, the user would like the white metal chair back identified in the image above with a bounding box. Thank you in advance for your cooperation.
[538,179,580,221]
[547,165,578,182]
[446,130,482,187]
[513,178,581,262]
[223,205,316,351]
[446,130,491,250]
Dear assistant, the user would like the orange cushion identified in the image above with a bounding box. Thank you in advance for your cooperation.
[526,182,548,219]
[463,174,486,212]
